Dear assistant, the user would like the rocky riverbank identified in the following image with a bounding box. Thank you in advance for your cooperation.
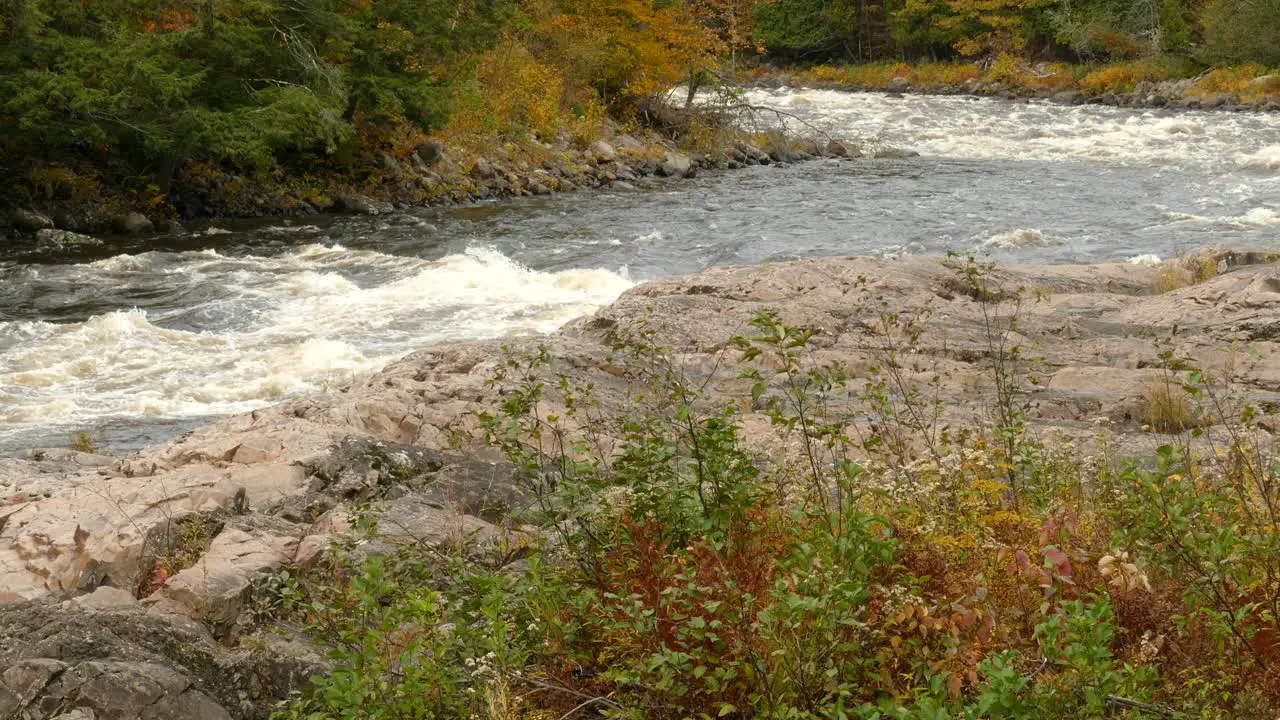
[1,122,865,247]
[4,247,1280,718]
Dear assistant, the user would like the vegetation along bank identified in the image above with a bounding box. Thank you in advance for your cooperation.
[5,0,1280,236]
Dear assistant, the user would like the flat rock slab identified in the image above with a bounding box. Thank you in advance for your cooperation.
[3,250,1280,718]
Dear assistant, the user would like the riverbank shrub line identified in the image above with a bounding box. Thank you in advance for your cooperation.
[5,0,1280,227]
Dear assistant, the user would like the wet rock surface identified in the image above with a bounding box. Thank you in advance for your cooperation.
[5,247,1280,716]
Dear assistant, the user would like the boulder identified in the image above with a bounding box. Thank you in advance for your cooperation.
[415,141,444,166]
[471,158,496,180]
[613,134,644,152]
[333,193,386,215]
[70,586,139,612]
[660,151,693,179]
[792,139,821,157]
[1202,94,1235,109]
[588,140,617,162]
[1051,90,1084,105]
[887,76,910,93]
[157,526,299,634]
[54,207,109,233]
[35,228,102,249]
[0,599,317,720]
[114,212,154,234]
[826,139,861,158]
[12,209,53,232]
[28,660,231,720]
[372,494,501,548]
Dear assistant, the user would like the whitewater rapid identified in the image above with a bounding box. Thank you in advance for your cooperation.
[0,244,632,447]
[4,88,1280,450]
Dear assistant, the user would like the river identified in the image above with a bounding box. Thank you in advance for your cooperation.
[3,88,1280,452]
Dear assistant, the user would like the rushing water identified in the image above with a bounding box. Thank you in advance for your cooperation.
[4,89,1280,451]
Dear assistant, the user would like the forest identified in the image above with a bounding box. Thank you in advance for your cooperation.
[1,0,1278,207]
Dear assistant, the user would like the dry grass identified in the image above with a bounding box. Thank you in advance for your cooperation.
[1142,379,1196,434]
[1151,256,1220,294]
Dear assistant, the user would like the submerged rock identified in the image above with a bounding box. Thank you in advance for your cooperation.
[872,147,920,159]
[35,228,102,249]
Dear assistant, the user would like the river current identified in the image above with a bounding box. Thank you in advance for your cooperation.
[3,88,1280,451]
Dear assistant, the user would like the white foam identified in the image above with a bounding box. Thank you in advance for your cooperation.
[1127,254,1162,265]
[1237,145,1280,171]
[1162,207,1280,227]
[979,228,1064,249]
[741,88,1280,170]
[0,246,633,434]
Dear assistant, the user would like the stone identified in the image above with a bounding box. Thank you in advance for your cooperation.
[52,710,97,720]
[333,193,387,215]
[227,439,280,465]
[379,152,401,174]
[115,212,154,234]
[158,527,299,633]
[1051,90,1083,105]
[0,598,318,719]
[1203,94,1235,109]
[36,228,102,249]
[792,139,821,157]
[660,151,693,179]
[154,218,184,233]
[887,76,910,93]
[53,207,108,233]
[826,139,861,158]
[10,242,1280,713]
[12,209,53,232]
[415,141,444,166]
[872,147,920,159]
[372,494,501,548]
[613,134,644,152]
[292,534,332,568]
[71,586,138,612]
[588,140,617,162]
[0,659,67,716]
[471,158,496,179]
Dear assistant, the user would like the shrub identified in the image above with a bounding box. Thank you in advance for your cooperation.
[266,257,1280,720]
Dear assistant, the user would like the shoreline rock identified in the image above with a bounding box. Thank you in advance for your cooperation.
[6,247,1280,717]
[1,126,864,244]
